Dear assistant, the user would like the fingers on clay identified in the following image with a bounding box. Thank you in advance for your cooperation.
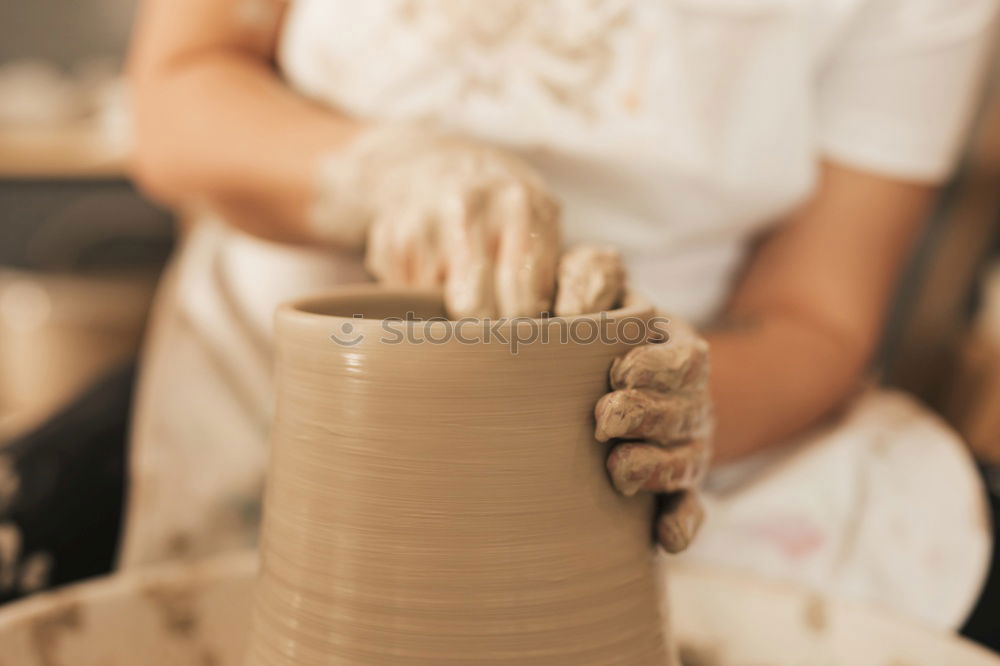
[656,491,705,554]
[605,439,709,497]
[364,216,395,282]
[495,184,560,318]
[553,244,626,317]
[610,337,710,394]
[595,389,712,444]
[442,190,497,319]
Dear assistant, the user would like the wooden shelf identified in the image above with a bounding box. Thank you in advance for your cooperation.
[0,123,129,180]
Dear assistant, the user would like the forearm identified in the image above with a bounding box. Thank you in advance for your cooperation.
[705,309,868,463]
[128,0,364,245]
[703,161,933,463]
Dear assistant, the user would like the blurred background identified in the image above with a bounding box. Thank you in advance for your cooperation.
[0,0,172,603]
[0,0,172,441]
[0,0,998,653]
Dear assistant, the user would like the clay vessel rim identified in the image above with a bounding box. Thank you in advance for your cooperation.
[278,284,654,331]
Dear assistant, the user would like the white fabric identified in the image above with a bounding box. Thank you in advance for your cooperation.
[281,0,998,324]
[681,389,990,629]
[818,0,999,181]
[123,0,997,629]
[120,223,369,567]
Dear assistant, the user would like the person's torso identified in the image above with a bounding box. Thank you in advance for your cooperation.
[277,0,865,321]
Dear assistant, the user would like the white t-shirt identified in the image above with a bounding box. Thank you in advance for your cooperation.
[278,0,998,323]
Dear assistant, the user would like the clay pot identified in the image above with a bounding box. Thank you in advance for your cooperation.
[244,286,673,665]
[3,551,1000,666]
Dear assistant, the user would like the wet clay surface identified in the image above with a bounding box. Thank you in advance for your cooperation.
[243,286,674,665]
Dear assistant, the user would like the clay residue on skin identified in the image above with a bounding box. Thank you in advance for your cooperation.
[803,594,828,634]
[657,491,705,554]
[596,390,713,446]
[610,329,711,393]
[553,245,625,316]
[244,288,673,665]
[28,601,82,666]
[312,126,564,318]
[605,440,707,497]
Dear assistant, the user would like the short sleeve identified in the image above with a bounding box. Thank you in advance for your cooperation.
[818,0,999,182]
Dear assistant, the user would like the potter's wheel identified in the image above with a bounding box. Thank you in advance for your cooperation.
[1,551,996,666]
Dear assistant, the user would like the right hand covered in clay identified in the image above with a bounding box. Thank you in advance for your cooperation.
[596,319,713,553]
[554,248,713,553]
[313,126,561,319]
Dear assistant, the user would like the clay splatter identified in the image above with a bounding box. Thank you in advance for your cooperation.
[143,583,200,638]
[678,642,722,666]
[165,532,194,559]
[28,602,82,666]
[804,594,828,633]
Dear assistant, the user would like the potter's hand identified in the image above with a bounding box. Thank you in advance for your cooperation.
[595,317,713,554]
[553,245,626,317]
[314,126,561,318]
[554,245,711,551]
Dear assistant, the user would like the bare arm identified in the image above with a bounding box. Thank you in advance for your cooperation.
[128,0,364,245]
[587,161,931,548]
[707,161,935,462]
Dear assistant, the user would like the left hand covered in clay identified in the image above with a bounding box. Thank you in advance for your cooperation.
[556,247,713,554]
